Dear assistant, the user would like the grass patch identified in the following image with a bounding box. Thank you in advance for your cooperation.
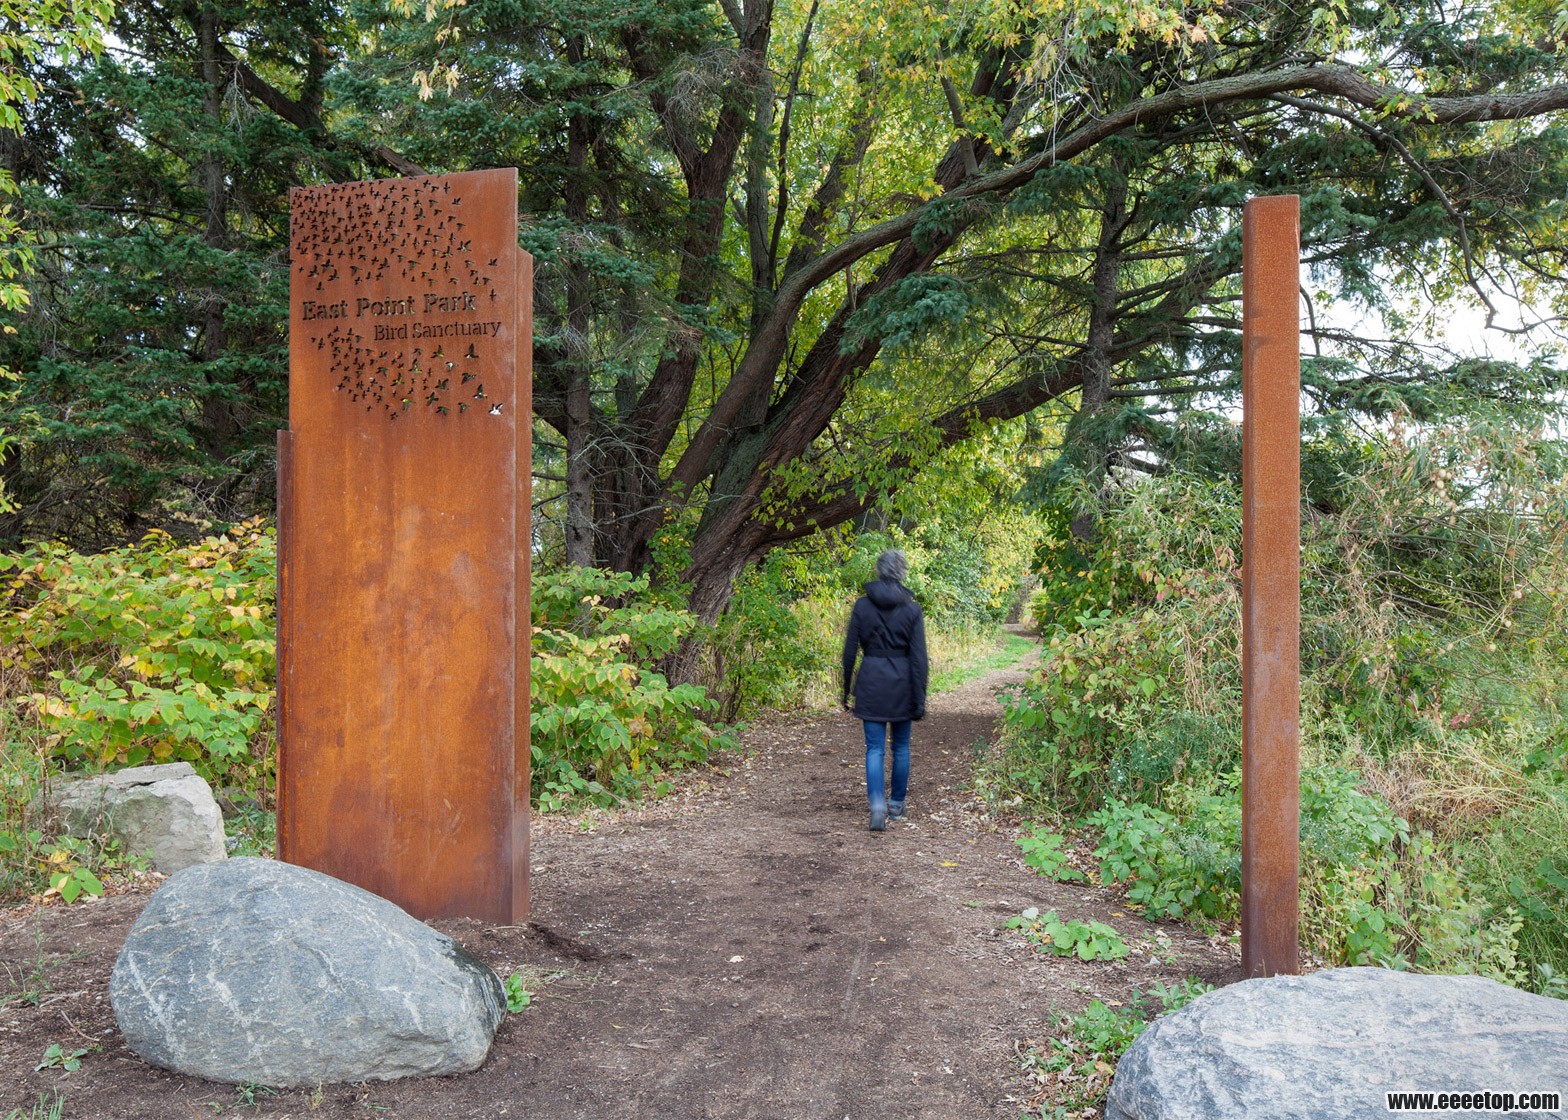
[931,631,1034,693]
[5,1093,65,1120]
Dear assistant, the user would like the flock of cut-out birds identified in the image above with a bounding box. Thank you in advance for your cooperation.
[290,177,508,421]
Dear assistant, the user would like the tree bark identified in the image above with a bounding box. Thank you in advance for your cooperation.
[563,34,596,568]
[1069,165,1130,541]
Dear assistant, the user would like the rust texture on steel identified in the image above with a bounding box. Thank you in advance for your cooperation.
[279,168,532,923]
[1241,194,1302,977]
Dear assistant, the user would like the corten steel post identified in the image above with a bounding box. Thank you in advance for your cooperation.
[278,168,532,923]
[1241,194,1302,977]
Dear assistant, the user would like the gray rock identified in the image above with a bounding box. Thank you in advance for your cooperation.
[1108,967,1568,1120]
[54,762,226,873]
[110,858,507,1087]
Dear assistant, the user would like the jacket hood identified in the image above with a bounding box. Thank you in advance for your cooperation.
[864,579,912,609]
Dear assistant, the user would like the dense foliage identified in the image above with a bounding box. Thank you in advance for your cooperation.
[0,530,746,898]
[530,565,733,810]
[1,0,1566,625]
[991,417,1568,990]
[0,520,276,788]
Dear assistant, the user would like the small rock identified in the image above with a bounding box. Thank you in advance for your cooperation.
[1107,967,1568,1120]
[53,762,226,873]
[110,858,506,1086]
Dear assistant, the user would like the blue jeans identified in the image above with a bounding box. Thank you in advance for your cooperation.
[863,720,912,813]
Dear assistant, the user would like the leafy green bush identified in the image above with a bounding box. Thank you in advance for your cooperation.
[994,417,1568,986]
[530,566,734,811]
[1006,907,1129,960]
[1089,795,1238,923]
[1015,826,1088,882]
[0,521,276,788]
[0,531,737,901]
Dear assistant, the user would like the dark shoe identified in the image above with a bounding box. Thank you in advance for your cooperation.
[888,800,906,821]
[869,805,887,831]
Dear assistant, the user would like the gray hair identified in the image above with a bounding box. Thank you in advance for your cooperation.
[875,549,908,583]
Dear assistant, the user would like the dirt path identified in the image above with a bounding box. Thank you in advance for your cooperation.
[0,650,1240,1119]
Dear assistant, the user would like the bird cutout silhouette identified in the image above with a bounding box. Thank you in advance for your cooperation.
[293,177,497,421]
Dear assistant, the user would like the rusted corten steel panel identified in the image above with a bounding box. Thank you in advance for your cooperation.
[278,169,531,923]
[1241,195,1302,977]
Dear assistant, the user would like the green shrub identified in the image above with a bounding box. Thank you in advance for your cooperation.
[0,521,276,789]
[530,566,734,811]
[995,417,1568,982]
[1015,826,1088,882]
[0,531,738,901]
[1089,793,1238,923]
[1006,907,1129,960]
[1458,795,1568,990]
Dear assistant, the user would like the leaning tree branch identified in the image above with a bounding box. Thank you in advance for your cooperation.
[666,64,1568,506]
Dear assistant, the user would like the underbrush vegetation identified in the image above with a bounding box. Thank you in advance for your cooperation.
[0,522,276,900]
[529,566,733,811]
[0,482,1039,896]
[1017,979,1212,1119]
[988,416,1568,992]
[0,529,740,897]
[0,502,1037,897]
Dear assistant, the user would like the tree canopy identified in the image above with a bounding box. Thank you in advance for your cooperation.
[4,0,1567,613]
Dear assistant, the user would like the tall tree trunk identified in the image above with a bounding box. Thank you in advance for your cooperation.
[1068,166,1129,542]
[563,38,595,567]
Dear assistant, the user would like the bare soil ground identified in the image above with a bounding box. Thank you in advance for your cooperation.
[0,651,1240,1119]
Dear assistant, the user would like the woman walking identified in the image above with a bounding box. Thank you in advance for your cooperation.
[842,549,929,831]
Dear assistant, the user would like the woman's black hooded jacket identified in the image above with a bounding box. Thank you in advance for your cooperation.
[842,579,929,722]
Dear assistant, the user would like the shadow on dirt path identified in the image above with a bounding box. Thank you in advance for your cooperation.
[0,640,1240,1119]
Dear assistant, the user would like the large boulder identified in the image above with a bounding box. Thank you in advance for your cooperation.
[110,858,507,1086]
[1108,967,1568,1120]
[53,762,227,873]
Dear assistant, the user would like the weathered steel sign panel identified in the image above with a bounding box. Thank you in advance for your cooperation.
[1240,194,1301,977]
[278,168,531,923]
